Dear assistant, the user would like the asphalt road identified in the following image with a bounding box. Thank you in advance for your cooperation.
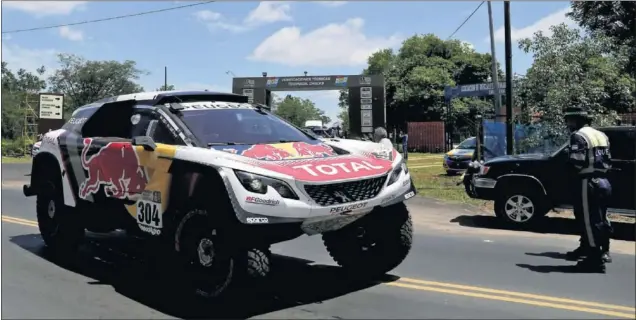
[2,163,635,319]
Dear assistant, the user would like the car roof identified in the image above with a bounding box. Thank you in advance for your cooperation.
[75,90,248,111]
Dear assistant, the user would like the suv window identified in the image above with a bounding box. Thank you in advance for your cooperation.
[606,131,635,160]
[81,101,135,138]
[63,106,98,132]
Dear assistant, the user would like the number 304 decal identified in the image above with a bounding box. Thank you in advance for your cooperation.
[137,200,163,233]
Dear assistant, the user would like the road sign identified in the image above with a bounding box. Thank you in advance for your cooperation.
[39,93,64,120]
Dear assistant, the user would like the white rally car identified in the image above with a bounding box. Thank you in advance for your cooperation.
[24,90,416,298]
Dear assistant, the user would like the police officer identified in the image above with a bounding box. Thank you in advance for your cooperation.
[563,106,613,272]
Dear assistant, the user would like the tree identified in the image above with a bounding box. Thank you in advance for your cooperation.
[274,95,329,127]
[568,1,636,76]
[156,84,176,91]
[1,62,47,141]
[516,23,635,148]
[48,54,147,113]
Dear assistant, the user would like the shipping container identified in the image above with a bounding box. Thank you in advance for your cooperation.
[407,122,445,153]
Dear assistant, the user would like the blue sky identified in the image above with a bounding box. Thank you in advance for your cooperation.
[2,1,575,123]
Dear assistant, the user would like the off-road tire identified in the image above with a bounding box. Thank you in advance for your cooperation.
[245,247,271,279]
[495,184,549,226]
[171,208,235,299]
[36,173,84,256]
[322,202,413,278]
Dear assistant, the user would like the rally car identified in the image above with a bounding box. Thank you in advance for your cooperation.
[24,90,416,298]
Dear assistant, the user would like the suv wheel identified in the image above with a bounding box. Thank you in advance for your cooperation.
[495,186,548,225]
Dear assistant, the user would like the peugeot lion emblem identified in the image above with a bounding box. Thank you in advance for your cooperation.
[333,191,351,203]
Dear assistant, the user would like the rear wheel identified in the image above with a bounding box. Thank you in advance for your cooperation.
[495,185,549,225]
[323,202,413,278]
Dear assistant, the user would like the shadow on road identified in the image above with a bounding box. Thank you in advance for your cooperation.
[516,263,605,274]
[9,233,397,319]
[450,214,635,242]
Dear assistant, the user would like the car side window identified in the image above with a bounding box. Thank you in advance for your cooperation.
[130,110,153,138]
[606,131,635,160]
[149,117,184,145]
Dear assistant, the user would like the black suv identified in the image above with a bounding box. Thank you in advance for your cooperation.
[466,126,635,225]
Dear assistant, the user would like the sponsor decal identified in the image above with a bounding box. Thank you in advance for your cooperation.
[292,160,385,177]
[266,78,279,87]
[245,196,280,206]
[237,142,336,161]
[222,148,238,154]
[402,179,410,187]
[335,76,348,86]
[78,138,147,200]
[404,191,415,200]
[42,135,57,145]
[130,114,141,125]
[136,190,163,236]
[242,144,293,161]
[330,202,368,214]
[246,217,269,224]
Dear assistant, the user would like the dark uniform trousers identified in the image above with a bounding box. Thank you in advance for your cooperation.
[572,177,613,253]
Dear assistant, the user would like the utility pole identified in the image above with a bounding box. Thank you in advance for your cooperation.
[504,1,514,155]
[487,1,503,122]
[164,66,168,90]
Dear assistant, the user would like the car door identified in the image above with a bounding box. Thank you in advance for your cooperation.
[605,129,636,211]
[123,108,184,235]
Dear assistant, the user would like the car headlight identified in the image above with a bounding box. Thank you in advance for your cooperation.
[387,158,408,186]
[234,170,299,200]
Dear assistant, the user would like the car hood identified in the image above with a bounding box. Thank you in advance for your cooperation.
[447,148,474,157]
[485,153,549,164]
[202,139,397,182]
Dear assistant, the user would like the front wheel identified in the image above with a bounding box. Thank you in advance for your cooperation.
[322,202,413,278]
[36,178,84,256]
[494,187,549,225]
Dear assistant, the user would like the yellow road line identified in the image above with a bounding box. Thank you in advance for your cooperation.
[398,278,636,312]
[2,216,38,227]
[388,282,635,319]
[2,215,634,318]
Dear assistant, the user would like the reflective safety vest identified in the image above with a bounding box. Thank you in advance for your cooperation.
[568,126,612,176]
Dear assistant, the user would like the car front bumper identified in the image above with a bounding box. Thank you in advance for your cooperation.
[467,176,497,200]
[443,157,471,171]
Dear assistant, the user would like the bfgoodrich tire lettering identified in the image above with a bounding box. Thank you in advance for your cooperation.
[322,202,413,277]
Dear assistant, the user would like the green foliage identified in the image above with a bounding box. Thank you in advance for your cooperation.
[47,53,147,112]
[568,1,636,76]
[516,23,635,149]
[1,62,46,141]
[1,137,35,157]
[156,84,176,91]
[274,95,330,127]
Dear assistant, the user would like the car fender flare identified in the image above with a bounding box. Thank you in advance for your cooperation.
[496,174,547,196]
[29,151,63,195]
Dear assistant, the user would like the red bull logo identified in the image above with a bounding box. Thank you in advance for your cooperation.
[78,138,147,200]
[292,142,335,158]
[241,144,292,161]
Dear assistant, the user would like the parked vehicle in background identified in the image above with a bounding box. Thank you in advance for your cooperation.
[465,126,636,225]
[443,137,476,175]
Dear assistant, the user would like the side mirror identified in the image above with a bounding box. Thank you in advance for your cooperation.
[132,136,156,151]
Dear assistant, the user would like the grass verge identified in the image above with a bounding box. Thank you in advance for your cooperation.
[2,156,32,164]
[407,158,493,211]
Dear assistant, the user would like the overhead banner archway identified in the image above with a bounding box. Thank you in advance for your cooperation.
[232,75,385,137]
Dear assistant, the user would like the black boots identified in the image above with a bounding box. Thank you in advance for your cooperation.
[566,246,611,263]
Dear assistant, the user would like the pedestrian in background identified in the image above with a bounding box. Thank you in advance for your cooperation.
[373,127,393,149]
[399,130,409,160]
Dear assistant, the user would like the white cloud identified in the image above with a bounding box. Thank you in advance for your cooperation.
[3,1,86,17]
[249,18,402,67]
[461,40,474,50]
[490,7,574,43]
[244,1,292,26]
[58,26,84,41]
[316,1,347,7]
[194,1,292,34]
[1,43,58,78]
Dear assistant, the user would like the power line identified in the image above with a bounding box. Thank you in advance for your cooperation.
[2,1,215,34]
[447,1,485,40]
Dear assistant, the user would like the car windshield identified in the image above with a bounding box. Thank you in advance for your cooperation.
[457,137,476,149]
[180,107,316,145]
